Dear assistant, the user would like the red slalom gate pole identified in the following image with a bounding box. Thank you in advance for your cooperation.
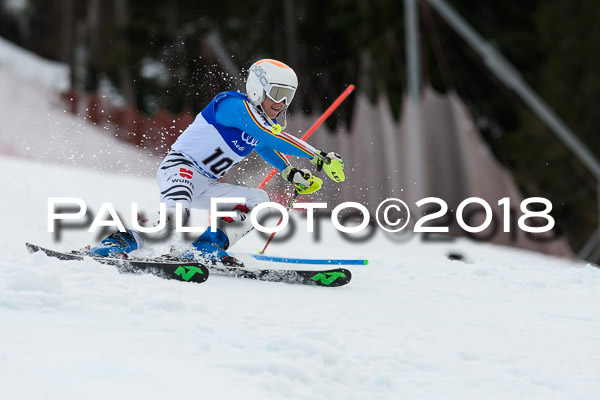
[258,191,300,255]
[257,84,355,190]
[257,84,355,254]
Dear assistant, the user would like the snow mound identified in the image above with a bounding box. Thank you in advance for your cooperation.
[0,35,69,91]
[0,37,159,176]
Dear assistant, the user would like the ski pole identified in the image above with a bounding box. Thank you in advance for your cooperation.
[258,191,300,254]
[257,84,355,189]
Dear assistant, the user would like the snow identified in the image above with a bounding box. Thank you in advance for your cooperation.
[0,35,68,91]
[1,38,600,400]
[0,36,159,176]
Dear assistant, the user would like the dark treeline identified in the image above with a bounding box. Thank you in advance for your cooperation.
[1,0,598,253]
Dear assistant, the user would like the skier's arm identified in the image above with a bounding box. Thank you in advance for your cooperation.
[214,96,317,159]
[255,143,290,172]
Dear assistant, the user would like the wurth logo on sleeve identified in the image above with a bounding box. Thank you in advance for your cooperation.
[179,168,194,179]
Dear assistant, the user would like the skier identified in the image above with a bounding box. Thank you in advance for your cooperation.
[85,59,345,264]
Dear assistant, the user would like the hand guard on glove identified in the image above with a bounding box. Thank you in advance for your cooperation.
[311,150,345,182]
[282,166,323,194]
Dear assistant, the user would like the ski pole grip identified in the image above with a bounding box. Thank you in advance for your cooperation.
[314,151,331,164]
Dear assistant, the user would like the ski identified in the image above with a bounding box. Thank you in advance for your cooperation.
[25,243,209,284]
[26,243,352,287]
[179,251,352,286]
[207,264,352,287]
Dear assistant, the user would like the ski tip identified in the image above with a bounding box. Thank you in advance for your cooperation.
[364,259,369,265]
[309,268,352,287]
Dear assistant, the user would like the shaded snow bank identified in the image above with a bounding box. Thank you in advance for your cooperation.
[0,37,159,176]
[0,35,69,91]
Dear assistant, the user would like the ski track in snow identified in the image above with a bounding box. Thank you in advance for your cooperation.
[1,156,600,400]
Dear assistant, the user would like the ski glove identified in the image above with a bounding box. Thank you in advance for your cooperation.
[282,166,323,194]
[311,150,345,182]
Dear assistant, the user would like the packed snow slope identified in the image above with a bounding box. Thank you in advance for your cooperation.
[1,155,600,400]
[2,37,600,399]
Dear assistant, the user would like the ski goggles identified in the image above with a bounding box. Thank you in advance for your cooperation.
[266,84,296,105]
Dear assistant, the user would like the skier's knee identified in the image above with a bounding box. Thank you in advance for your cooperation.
[247,189,270,209]
[258,189,270,204]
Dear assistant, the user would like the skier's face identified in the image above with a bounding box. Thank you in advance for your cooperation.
[262,96,285,119]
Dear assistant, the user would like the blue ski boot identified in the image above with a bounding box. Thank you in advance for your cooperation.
[181,228,243,267]
[84,230,140,258]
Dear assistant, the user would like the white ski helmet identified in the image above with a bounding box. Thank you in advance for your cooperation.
[246,59,298,108]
